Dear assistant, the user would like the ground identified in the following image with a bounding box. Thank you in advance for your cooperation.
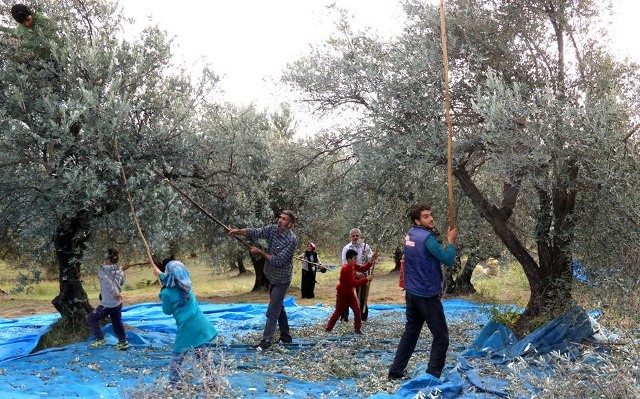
[0,263,409,319]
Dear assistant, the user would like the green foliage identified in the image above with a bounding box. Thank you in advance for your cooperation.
[0,0,299,281]
[483,304,521,331]
[1,0,210,259]
[283,0,640,330]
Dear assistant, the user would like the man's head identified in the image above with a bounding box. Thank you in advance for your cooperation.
[345,248,358,264]
[277,209,295,231]
[11,4,33,27]
[349,228,361,244]
[409,204,435,229]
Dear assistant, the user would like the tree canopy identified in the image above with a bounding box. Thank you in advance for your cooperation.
[1,0,639,337]
[0,0,295,324]
[283,0,640,332]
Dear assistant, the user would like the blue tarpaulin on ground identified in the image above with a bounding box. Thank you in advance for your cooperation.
[0,298,604,398]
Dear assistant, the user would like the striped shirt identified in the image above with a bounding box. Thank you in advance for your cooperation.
[248,224,297,284]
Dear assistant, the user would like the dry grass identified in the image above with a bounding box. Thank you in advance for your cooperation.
[0,257,406,318]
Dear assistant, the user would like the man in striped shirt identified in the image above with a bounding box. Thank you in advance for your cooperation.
[229,210,298,350]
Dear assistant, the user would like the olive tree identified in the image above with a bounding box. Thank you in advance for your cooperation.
[0,0,217,328]
[284,0,640,333]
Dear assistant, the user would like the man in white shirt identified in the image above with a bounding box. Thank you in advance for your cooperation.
[340,228,374,321]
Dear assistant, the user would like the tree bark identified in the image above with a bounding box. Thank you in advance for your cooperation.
[454,164,575,335]
[250,253,269,292]
[392,245,402,272]
[50,217,93,330]
[448,254,477,296]
[236,253,249,275]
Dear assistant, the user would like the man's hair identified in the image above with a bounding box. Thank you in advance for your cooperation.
[11,4,32,23]
[349,228,361,236]
[408,204,431,223]
[345,249,358,260]
[281,209,295,224]
[105,248,119,264]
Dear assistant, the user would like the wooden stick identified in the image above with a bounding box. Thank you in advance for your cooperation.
[294,257,332,269]
[155,170,252,250]
[440,0,456,229]
[362,246,378,315]
[125,261,150,267]
[113,136,156,270]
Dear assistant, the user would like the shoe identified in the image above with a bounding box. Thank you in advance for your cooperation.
[387,371,407,381]
[114,340,129,350]
[251,343,270,351]
[279,335,292,344]
[354,330,364,335]
[89,338,107,347]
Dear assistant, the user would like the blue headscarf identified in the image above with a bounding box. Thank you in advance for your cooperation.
[160,261,192,305]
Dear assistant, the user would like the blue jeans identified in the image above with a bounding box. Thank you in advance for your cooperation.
[260,281,291,346]
[86,303,126,342]
[389,292,449,378]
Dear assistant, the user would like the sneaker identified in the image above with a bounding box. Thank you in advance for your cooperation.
[114,340,129,351]
[251,343,270,351]
[279,335,292,344]
[354,330,364,335]
[89,338,107,348]
[387,371,407,381]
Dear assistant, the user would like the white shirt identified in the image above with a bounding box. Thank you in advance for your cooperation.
[341,241,374,265]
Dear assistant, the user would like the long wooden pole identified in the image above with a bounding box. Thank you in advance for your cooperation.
[113,137,155,269]
[294,257,332,269]
[155,170,252,250]
[362,245,378,315]
[440,0,455,229]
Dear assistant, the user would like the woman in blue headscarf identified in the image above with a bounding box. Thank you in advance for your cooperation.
[153,259,218,383]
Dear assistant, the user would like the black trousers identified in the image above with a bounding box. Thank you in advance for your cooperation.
[388,292,449,378]
[301,269,316,298]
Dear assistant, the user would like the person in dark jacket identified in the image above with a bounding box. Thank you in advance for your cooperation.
[388,204,458,381]
[297,242,326,299]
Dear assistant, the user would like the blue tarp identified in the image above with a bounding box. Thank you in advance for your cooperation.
[573,260,588,283]
[0,298,603,398]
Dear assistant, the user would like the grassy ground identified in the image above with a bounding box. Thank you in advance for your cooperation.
[0,257,403,318]
[0,256,531,318]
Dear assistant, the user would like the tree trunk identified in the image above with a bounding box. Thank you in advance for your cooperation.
[392,245,402,272]
[443,254,460,294]
[249,253,269,292]
[236,253,249,275]
[50,217,92,329]
[517,162,578,332]
[451,256,477,295]
[454,164,575,335]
